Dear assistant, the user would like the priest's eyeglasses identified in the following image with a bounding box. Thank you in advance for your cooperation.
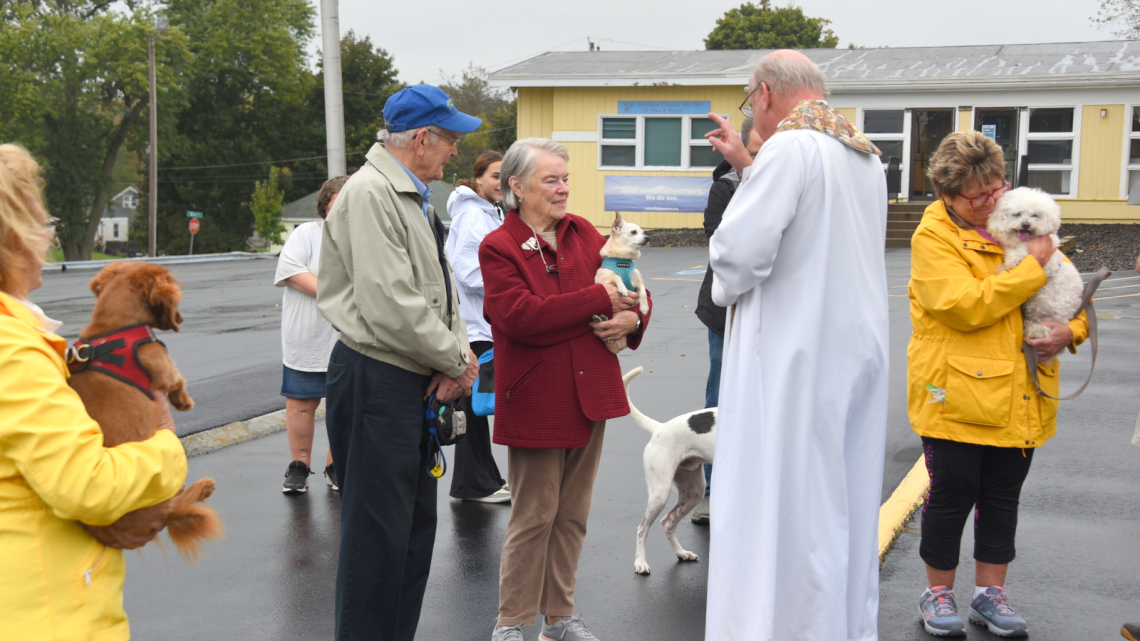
[739,84,759,118]
[961,180,1010,208]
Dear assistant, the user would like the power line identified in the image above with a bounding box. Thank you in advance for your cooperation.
[159,151,365,171]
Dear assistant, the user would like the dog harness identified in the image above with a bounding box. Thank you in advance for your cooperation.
[601,256,636,291]
[66,324,163,398]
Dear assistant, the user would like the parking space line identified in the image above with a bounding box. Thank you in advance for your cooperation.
[653,277,704,282]
[1095,292,1140,301]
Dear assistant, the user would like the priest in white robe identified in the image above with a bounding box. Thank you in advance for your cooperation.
[703,51,890,641]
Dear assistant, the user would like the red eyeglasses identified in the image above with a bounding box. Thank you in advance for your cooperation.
[960,180,1010,208]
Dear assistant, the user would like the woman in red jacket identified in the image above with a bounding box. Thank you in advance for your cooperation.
[481,138,652,641]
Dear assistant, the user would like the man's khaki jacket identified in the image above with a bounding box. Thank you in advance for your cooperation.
[317,143,469,378]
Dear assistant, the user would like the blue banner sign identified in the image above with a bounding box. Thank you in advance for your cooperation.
[604,176,713,213]
[618,100,711,115]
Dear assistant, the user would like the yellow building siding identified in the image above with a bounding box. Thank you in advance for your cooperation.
[1077,105,1124,200]
[835,108,856,122]
[517,87,554,138]
[1058,200,1137,223]
[957,108,973,132]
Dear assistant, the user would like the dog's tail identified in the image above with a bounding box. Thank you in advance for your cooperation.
[165,477,224,563]
[622,367,659,435]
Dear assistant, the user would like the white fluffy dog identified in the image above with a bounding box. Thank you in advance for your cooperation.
[593,213,650,354]
[986,187,1084,340]
[622,366,715,575]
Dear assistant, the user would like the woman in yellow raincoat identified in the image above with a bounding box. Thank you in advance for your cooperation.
[0,144,188,640]
[908,132,1088,637]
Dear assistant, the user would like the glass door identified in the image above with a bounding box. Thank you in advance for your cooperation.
[975,108,1019,185]
[910,109,955,199]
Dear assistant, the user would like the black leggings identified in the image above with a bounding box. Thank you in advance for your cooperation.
[919,437,1035,571]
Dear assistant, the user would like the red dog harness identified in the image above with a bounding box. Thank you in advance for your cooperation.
[66,324,164,398]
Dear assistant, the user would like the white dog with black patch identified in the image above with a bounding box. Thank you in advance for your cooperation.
[986,186,1084,340]
[622,366,715,575]
[593,213,650,354]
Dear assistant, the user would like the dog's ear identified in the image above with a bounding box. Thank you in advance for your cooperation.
[145,269,184,332]
[611,212,624,233]
[88,261,128,297]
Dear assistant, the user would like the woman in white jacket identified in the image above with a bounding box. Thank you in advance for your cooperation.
[445,151,510,503]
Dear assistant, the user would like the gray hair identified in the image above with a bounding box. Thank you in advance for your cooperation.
[741,116,754,148]
[500,138,569,211]
[377,125,446,149]
[751,51,828,98]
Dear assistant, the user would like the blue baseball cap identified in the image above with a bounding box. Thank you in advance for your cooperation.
[382,85,482,134]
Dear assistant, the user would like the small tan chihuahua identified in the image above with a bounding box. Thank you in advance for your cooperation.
[593,212,650,354]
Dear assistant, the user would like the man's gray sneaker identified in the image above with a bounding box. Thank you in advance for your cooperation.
[491,624,524,641]
[690,497,710,525]
[282,461,310,494]
[918,586,967,637]
[969,586,1028,637]
[540,615,598,641]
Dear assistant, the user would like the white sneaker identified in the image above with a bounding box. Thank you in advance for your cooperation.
[540,615,598,641]
[491,624,524,641]
[690,497,710,525]
[466,486,511,504]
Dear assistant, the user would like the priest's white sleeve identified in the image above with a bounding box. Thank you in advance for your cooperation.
[710,134,809,307]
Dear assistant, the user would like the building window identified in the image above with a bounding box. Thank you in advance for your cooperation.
[861,109,905,166]
[1025,108,1075,196]
[599,115,726,170]
[122,195,138,209]
[113,223,119,238]
[1127,106,1140,202]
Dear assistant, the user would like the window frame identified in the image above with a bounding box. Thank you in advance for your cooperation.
[122,195,138,209]
[597,113,729,171]
[1122,104,1140,200]
[1019,106,1080,198]
[858,108,910,195]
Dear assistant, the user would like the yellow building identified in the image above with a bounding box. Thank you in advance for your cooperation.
[489,41,1140,231]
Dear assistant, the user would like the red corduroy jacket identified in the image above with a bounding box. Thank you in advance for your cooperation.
[479,211,652,449]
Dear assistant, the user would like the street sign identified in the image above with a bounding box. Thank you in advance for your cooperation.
[187,210,203,218]
[189,218,200,234]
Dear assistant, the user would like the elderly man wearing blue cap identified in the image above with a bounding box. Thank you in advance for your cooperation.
[317,84,483,641]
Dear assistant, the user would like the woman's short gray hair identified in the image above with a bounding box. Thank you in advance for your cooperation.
[741,117,754,148]
[500,138,569,210]
[751,51,828,98]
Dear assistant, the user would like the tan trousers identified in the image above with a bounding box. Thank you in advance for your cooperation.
[496,422,606,627]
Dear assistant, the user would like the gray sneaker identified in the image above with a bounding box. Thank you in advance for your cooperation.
[540,615,598,641]
[491,624,524,641]
[690,497,710,525]
[969,587,1028,637]
[918,586,966,637]
[282,461,310,494]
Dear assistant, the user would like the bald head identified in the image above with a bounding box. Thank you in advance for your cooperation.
[751,50,827,100]
[746,50,828,143]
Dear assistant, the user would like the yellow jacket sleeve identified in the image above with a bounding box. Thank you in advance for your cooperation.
[910,226,1048,333]
[0,325,187,526]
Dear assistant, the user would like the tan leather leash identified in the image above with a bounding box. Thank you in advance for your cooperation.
[1024,266,1113,400]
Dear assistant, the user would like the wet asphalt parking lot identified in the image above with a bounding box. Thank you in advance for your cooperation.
[33,246,1140,639]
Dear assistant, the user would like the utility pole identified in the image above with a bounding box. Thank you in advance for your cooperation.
[320,0,346,178]
[147,16,168,257]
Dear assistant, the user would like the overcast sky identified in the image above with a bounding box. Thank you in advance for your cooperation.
[317,0,1116,87]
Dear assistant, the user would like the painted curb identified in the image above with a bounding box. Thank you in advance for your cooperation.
[180,401,324,458]
[878,456,929,563]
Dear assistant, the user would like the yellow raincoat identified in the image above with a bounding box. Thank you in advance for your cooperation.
[907,200,1089,448]
[0,291,187,640]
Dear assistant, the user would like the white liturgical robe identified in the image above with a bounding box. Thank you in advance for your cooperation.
[707,128,890,641]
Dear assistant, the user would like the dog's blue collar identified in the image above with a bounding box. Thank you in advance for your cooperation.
[601,256,636,291]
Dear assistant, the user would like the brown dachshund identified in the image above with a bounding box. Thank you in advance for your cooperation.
[68,261,222,561]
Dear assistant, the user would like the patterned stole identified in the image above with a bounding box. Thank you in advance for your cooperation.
[773,100,881,156]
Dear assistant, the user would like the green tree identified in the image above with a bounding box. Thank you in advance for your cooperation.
[1094,0,1140,38]
[315,30,404,161]
[0,1,192,260]
[704,1,839,50]
[249,166,287,246]
[439,65,514,181]
[142,0,315,256]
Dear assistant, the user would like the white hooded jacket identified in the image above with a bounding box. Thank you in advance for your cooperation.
[445,185,503,343]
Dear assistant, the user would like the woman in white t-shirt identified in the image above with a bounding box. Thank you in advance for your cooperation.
[274,175,347,494]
